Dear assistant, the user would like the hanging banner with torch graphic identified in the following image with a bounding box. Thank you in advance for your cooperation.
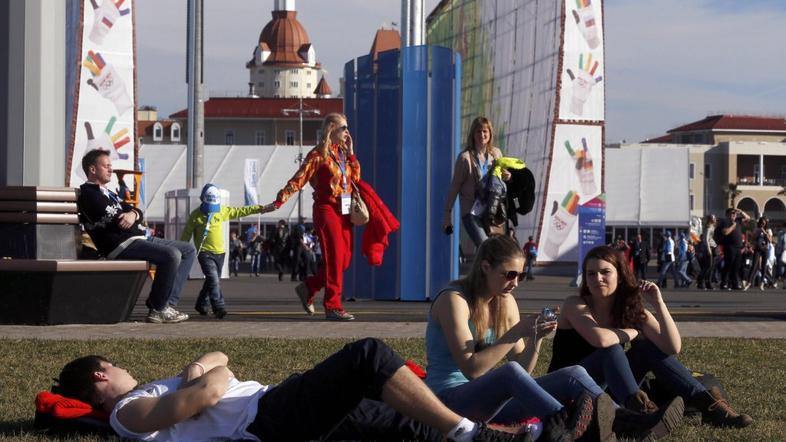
[560,0,604,121]
[539,124,603,262]
[66,0,136,189]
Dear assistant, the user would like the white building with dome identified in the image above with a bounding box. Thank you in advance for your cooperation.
[245,0,324,98]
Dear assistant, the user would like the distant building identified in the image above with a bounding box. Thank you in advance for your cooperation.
[608,115,786,239]
[245,0,324,98]
[369,27,401,66]
[168,97,342,146]
[137,107,181,145]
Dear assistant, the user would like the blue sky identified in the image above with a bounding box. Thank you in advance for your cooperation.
[135,0,786,143]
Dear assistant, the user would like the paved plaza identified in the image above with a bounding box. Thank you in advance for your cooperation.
[1,269,784,340]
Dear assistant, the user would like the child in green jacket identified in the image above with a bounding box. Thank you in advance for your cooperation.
[181,183,263,318]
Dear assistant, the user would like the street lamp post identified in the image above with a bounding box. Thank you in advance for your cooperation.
[282,97,320,224]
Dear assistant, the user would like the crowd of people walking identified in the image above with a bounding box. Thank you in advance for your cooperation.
[228,221,321,281]
[611,209,784,291]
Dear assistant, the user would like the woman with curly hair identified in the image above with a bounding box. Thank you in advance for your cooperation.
[549,245,752,436]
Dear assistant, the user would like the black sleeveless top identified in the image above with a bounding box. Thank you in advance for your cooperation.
[548,328,607,372]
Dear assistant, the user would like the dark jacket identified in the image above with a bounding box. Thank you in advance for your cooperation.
[505,167,537,226]
[78,182,146,257]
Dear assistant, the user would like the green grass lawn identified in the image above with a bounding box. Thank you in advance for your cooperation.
[1,337,784,441]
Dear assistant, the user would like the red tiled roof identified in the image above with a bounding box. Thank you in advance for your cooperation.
[137,119,178,137]
[668,115,786,133]
[314,76,332,96]
[642,134,673,143]
[370,29,401,61]
[169,97,343,119]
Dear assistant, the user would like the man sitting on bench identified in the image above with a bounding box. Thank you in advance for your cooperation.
[78,149,195,324]
[55,338,575,441]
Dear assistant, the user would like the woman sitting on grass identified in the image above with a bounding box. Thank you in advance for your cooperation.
[549,245,753,432]
[424,235,683,442]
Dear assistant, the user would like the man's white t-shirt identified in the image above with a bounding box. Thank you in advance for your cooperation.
[110,377,269,441]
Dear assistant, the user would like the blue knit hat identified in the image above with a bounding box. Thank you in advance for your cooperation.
[200,183,221,214]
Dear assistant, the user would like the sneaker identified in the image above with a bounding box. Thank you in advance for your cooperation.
[566,391,594,440]
[147,306,189,324]
[325,309,355,321]
[295,282,315,315]
[194,304,210,316]
[471,423,533,442]
[613,396,684,441]
[692,386,753,428]
[213,307,227,319]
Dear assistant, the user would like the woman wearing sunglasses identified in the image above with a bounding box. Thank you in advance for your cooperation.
[424,235,616,440]
[267,113,357,321]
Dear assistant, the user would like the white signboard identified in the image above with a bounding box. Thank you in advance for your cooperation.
[559,0,605,121]
[540,124,603,262]
[67,0,136,188]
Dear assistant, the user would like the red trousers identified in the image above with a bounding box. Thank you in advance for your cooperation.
[306,201,352,311]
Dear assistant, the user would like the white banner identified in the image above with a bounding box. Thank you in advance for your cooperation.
[559,0,605,121]
[244,159,260,205]
[67,0,136,188]
[539,124,603,262]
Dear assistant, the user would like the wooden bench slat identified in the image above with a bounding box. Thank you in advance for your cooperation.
[0,187,78,202]
[0,201,78,213]
[0,259,148,272]
[0,213,80,224]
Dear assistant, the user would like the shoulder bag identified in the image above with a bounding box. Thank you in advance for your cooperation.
[350,181,369,226]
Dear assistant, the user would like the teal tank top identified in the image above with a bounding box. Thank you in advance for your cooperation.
[425,283,496,393]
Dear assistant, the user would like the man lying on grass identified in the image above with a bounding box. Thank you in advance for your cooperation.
[55,338,592,441]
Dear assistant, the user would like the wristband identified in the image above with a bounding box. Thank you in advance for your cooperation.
[189,361,206,376]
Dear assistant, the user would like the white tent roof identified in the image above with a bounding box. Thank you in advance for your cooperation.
[139,144,313,223]
[605,146,690,226]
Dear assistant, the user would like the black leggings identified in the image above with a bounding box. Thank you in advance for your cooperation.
[247,338,410,441]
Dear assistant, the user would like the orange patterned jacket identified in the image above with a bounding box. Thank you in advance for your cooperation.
[276,144,361,205]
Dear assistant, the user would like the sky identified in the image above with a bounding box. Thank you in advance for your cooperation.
[135,0,786,144]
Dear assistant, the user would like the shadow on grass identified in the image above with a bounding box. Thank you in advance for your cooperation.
[0,419,37,437]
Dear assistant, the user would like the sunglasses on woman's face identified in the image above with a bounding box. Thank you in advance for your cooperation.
[337,125,349,131]
[500,270,526,282]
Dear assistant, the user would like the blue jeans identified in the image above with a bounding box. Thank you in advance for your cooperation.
[677,259,693,285]
[657,260,680,287]
[196,252,225,309]
[461,213,487,248]
[579,341,705,404]
[118,236,196,310]
[437,362,602,423]
[250,254,261,275]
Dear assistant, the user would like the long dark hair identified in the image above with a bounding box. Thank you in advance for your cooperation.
[579,246,646,329]
[458,235,524,341]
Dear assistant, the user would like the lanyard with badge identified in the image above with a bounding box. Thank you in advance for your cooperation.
[330,148,352,215]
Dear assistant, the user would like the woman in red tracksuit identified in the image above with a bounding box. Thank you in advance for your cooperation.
[269,113,358,321]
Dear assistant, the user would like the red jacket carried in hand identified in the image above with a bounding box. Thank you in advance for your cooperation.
[356,180,400,266]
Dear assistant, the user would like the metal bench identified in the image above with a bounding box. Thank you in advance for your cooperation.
[0,186,148,324]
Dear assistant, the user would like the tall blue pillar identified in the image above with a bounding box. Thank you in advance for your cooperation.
[344,45,461,301]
